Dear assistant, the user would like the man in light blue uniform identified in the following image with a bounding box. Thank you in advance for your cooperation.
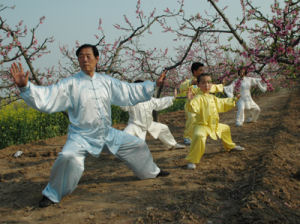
[9,44,169,207]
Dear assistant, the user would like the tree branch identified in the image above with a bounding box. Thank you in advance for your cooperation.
[207,0,248,51]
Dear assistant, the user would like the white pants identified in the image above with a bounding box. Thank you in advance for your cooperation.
[236,101,261,126]
[42,132,160,203]
[124,121,177,148]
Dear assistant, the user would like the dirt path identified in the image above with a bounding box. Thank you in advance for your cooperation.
[0,88,299,224]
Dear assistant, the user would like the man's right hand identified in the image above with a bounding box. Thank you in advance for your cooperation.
[10,62,29,88]
[191,79,198,85]
[187,87,194,100]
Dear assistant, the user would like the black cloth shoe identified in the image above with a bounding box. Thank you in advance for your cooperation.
[39,196,55,208]
[157,170,170,177]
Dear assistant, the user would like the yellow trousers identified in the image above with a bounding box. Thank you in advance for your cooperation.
[185,123,236,164]
[183,103,196,140]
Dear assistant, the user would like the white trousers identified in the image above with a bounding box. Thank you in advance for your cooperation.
[124,121,177,148]
[42,132,160,203]
[236,101,261,126]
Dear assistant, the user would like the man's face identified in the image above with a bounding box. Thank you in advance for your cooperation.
[239,68,246,78]
[198,75,212,93]
[77,47,99,76]
[193,66,204,77]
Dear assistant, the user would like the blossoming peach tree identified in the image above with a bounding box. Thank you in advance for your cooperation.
[0,4,56,107]
[206,0,299,92]
[60,0,298,98]
[1,0,298,106]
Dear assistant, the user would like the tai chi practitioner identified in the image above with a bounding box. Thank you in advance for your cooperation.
[121,80,185,149]
[9,44,169,208]
[224,68,267,126]
[185,73,244,170]
[179,62,223,145]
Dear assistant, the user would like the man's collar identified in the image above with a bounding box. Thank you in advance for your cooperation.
[80,71,97,79]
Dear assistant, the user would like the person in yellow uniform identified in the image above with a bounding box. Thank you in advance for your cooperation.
[179,62,223,145]
[185,73,244,169]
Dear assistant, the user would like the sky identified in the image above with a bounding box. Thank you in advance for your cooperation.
[1,0,274,71]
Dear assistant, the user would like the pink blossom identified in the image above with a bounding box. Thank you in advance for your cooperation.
[39,16,45,24]
[123,15,131,26]
[164,48,168,56]
[98,19,102,30]
[248,9,255,15]
[113,40,119,50]
[114,24,120,29]
[150,8,156,17]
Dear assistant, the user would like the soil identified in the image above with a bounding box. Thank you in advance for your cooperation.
[0,87,299,224]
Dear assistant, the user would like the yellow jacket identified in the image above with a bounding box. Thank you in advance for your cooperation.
[187,92,236,140]
[178,77,223,97]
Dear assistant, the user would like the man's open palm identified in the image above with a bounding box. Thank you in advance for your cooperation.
[10,62,29,87]
[156,70,167,87]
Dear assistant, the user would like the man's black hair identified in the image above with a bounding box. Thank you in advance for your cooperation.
[191,62,204,73]
[76,44,99,57]
[134,79,144,83]
[237,66,248,76]
[196,73,211,84]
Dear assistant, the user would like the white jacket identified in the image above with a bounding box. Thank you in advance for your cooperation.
[20,71,155,156]
[224,76,267,110]
[121,96,174,139]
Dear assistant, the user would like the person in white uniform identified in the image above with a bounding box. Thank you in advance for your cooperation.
[121,80,185,149]
[9,44,169,208]
[224,67,267,126]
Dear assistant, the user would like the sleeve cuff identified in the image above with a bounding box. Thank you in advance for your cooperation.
[19,82,30,92]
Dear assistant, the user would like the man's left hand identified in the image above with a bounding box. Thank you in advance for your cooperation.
[156,70,167,87]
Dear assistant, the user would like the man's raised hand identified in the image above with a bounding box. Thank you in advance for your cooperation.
[187,87,194,100]
[10,62,29,88]
[156,70,167,87]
